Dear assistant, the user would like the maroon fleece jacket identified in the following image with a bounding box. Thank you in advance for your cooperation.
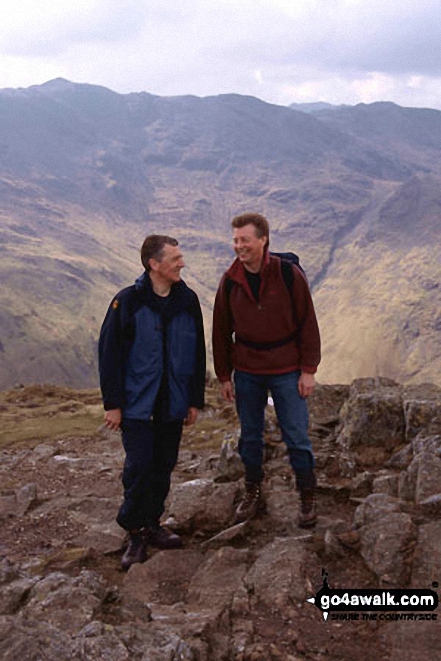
[212,252,321,381]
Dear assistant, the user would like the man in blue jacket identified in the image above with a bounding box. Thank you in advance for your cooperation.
[99,235,205,570]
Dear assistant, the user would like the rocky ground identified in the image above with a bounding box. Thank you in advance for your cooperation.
[1,378,441,660]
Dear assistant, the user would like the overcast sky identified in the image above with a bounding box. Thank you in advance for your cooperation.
[1,0,441,109]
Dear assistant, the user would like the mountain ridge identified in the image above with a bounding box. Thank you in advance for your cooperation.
[1,80,440,388]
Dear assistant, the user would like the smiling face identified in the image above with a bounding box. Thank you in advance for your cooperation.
[233,223,267,272]
[149,243,185,286]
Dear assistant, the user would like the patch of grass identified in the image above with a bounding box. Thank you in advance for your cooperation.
[0,385,104,449]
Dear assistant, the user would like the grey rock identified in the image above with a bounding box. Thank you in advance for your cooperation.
[411,521,441,588]
[354,493,403,528]
[386,442,414,469]
[337,378,405,471]
[0,494,16,520]
[32,443,56,460]
[398,434,441,504]
[398,458,419,501]
[202,521,250,549]
[72,629,131,661]
[418,493,441,516]
[22,570,107,634]
[16,483,37,515]
[381,618,441,661]
[323,529,346,558]
[167,478,237,532]
[265,476,299,530]
[122,549,203,608]
[187,546,249,616]
[403,384,441,441]
[72,522,124,555]
[359,512,417,585]
[372,472,399,497]
[0,483,38,519]
[0,577,39,615]
[350,471,374,497]
[0,559,19,586]
[214,436,244,482]
[244,537,307,609]
[0,617,75,661]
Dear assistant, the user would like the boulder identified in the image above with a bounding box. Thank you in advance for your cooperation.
[372,472,399,497]
[122,549,204,608]
[402,383,441,441]
[354,494,416,585]
[354,493,403,528]
[21,570,107,634]
[0,617,75,661]
[214,436,244,482]
[398,435,441,504]
[411,520,441,588]
[244,537,307,610]
[264,475,298,530]
[166,478,237,532]
[350,471,374,498]
[337,378,405,472]
[358,512,417,585]
[187,546,249,616]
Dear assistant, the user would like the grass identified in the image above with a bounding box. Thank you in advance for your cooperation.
[0,385,104,449]
[0,383,230,450]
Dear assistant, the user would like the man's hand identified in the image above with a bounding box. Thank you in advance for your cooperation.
[298,372,316,398]
[104,408,122,431]
[185,407,199,426]
[221,380,235,402]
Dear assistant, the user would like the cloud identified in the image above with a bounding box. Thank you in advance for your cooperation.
[1,0,441,109]
[0,0,146,56]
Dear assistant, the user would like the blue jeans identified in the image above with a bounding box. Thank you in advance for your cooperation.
[234,369,315,488]
[116,418,183,531]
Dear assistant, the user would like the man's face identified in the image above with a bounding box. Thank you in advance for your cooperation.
[233,224,267,271]
[150,244,185,284]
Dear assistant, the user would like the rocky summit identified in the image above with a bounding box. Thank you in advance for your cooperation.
[1,378,441,660]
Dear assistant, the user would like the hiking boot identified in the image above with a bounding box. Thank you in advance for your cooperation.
[298,488,317,528]
[143,524,183,549]
[235,481,264,523]
[121,532,148,570]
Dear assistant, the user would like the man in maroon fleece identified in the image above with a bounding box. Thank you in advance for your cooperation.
[212,212,321,527]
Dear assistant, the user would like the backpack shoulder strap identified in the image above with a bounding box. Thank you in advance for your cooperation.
[279,258,294,293]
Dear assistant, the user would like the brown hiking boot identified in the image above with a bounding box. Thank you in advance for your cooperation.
[298,488,317,528]
[235,481,264,523]
[143,525,183,549]
[121,532,148,570]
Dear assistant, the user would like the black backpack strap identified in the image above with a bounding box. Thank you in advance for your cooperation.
[279,258,300,328]
[280,258,294,293]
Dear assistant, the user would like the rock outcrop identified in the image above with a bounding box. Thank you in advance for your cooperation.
[1,379,440,660]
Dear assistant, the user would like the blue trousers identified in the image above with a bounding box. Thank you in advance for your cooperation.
[234,369,315,488]
[116,418,183,531]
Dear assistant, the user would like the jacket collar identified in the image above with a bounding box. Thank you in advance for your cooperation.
[134,272,192,320]
[226,245,271,285]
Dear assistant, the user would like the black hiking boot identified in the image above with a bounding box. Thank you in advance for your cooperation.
[235,481,264,523]
[143,524,183,549]
[121,531,148,570]
[298,487,318,528]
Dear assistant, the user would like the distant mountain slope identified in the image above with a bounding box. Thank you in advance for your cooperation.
[1,80,440,388]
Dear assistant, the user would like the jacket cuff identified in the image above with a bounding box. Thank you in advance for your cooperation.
[300,366,317,374]
[103,401,123,411]
[218,376,232,383]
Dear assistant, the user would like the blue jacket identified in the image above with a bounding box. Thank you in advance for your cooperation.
[99,272,205,421]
